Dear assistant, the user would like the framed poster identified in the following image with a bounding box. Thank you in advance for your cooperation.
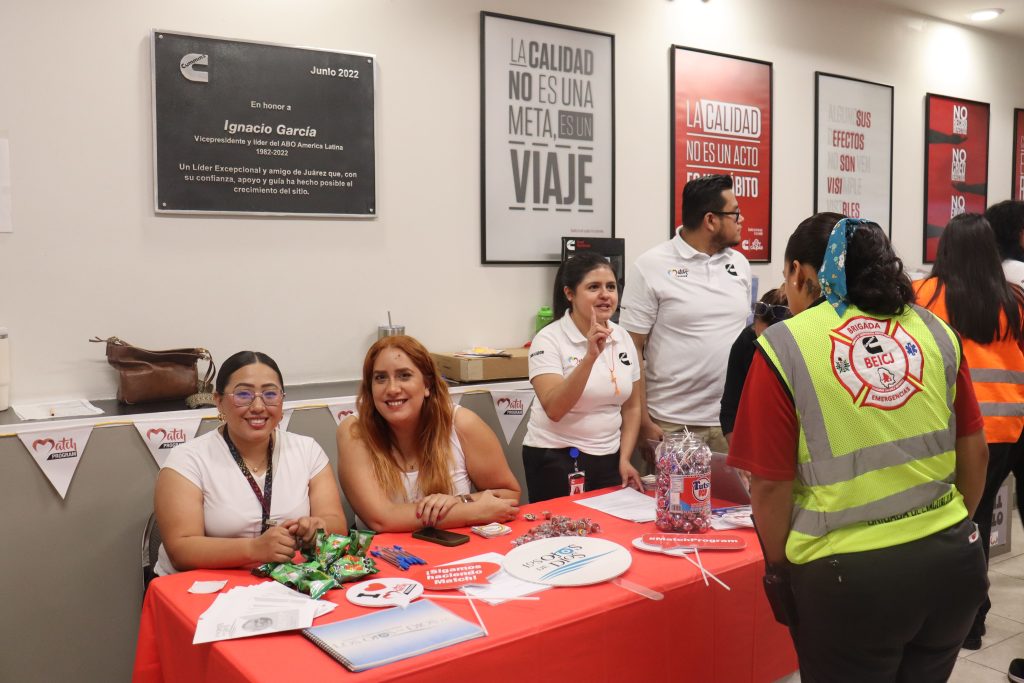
[923,93,989,262]
[152,30,376,217]
[1013,108,1024,201]
[671,46,772,262]
[814,73,894,236]
[481,13,615,264]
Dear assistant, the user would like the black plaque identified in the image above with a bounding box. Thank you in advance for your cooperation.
[152,31,375,216]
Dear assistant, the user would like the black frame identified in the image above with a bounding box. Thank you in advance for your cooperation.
[813,72,894,238]
[670,45,773,263]
[922,92,990,263]
[480,12,616,265]
[1014,108,1024,201]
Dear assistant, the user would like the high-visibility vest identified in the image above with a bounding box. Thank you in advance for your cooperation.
[758,301,968,564]
[914,277,1024,443]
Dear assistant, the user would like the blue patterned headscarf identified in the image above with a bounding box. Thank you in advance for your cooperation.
[818,218,872,316]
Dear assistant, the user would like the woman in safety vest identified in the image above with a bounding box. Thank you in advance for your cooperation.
[913,212,1024,650]
[728,213,989,682]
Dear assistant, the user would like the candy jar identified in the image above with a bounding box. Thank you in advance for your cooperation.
[654,429,713,532]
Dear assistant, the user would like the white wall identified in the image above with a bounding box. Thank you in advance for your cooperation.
[1,0,1021,401]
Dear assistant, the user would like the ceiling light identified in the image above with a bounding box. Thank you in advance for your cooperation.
[969,8,1004,21]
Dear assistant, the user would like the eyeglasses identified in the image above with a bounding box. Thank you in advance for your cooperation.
[228,389,285,407]
[753,302,791,321]
[711,210,742,221]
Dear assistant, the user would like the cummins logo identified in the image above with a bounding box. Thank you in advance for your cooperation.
[180,53,209,82]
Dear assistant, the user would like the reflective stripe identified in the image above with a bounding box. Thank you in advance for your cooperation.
[796,428,954,486]
[979,402,1024,417]
[762,323,835,466]
[970,368,1024,384]
[791,477,955,537]
[910,304,958,399]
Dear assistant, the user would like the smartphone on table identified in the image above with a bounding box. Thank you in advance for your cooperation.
[412,527,470,547]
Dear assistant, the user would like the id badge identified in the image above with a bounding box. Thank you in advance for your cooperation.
[568,470,586,495]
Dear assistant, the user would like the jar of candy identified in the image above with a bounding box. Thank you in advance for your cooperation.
[655,429,712,532]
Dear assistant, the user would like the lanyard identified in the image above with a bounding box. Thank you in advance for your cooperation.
[222,427,275,534]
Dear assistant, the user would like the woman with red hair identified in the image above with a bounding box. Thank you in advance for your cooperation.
[337,335,520,532]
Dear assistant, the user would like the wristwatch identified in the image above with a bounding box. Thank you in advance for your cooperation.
[458,494,473,504]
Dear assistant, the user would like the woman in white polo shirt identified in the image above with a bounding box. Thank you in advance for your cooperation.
[522,251,643,502]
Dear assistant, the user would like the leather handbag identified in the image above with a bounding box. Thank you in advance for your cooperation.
[91,336,216,407]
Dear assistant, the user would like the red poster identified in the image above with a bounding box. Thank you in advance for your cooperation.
[672,47,772,262]
[923,94,989,263]
[1013,108,1024,201]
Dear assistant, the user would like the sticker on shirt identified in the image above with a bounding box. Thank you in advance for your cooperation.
[830,316,924,410]
[668,267,689,279]
[566,355,582,367]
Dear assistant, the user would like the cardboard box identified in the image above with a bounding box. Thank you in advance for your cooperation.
[431,347,529,382]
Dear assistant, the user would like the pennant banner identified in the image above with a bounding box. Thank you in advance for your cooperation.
[328,399,358,426]
[279,408,295,433]
[490,389,535,444]
[17,424,95,499]
[133,417,203,468]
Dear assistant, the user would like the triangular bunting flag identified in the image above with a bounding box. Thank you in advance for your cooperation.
[279,407,295,433]
[18,424,95,499]
[133,417,203,468]
[328,398,358,425]
[490,389,535,444]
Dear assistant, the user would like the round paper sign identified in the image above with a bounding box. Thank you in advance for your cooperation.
[346,577,424,608]
[416,562,502,590]
[502,536,632,587]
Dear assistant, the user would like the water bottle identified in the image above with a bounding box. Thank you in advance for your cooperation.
[654,430,712,532]
[535,306,554,332]
[0,328,9,411]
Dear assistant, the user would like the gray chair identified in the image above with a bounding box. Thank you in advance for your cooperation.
[142,512,161,591]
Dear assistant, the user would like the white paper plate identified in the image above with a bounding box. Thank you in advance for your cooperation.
[502,536,632,587]
[346,577,424,608]
[631,536,694,556]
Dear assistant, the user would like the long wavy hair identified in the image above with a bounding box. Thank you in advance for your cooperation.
[924,213,1024,344]
[352,335,455,501]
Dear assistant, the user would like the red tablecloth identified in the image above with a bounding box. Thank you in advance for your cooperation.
[133,491,797,682]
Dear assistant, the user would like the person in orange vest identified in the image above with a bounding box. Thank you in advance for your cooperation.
[914,212,1024,650]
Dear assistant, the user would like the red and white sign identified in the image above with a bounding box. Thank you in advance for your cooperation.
[672,46,772,262]
[830,316,923,410]
[17,424,94,499]
[923,94,990,262]
[641,533,746,551]
[417,562,501,590]
[133,417,202,468]
[346,577,424,608]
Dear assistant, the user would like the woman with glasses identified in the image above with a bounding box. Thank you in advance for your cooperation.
[913,212,1024,650]
[337,335,520,531]
[153,351,347,575]
[728,213,988,681]
[720,287,789,445]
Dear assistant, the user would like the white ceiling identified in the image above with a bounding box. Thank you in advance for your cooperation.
[877,0,1024,39]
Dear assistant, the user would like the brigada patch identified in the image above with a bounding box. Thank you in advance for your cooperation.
[829,316,924,410]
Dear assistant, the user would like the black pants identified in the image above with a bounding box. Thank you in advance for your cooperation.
[789,518,987,683]
[521,445,621,503]
[971,441,1019,633]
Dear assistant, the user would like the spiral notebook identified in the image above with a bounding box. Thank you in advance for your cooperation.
[302,599,485,672]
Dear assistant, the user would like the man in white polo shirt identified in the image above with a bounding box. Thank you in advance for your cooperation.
[619,174,752,453]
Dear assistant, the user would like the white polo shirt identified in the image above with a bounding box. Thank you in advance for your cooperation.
[619,232,751,425]
[523,312,641,454]
[1003,259,1024,290]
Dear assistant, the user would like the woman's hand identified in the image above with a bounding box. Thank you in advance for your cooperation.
[416,494,461,527]
[250,525,298,564]
[473,490,519,523]
[619,461,642,491]
[282,516,327,546]
[585,307,612,358]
